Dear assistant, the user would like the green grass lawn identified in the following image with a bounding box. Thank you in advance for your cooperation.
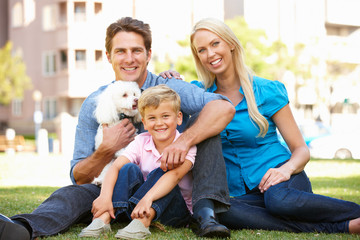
[0,156,359,239]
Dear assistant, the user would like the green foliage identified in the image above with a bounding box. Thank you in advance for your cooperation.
[0,41,32,105]
[161,16,316,83]
[174,54,198,82]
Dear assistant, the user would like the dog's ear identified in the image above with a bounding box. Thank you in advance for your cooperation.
[95,87,118,124]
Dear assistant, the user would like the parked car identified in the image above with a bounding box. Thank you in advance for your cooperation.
[278,121,331,147]
[308,133,360,159]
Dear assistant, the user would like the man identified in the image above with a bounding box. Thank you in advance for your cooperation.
[0,17,234,240]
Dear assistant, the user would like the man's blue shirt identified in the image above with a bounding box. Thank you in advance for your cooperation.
[70,71,229,184]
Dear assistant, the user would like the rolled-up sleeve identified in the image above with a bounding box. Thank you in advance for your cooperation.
[70,89,103,184]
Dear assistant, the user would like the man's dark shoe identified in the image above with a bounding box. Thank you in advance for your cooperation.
[0,213,30,240]
[191,207,230,238]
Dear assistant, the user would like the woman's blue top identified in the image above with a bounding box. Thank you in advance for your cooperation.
[191,76,291,197]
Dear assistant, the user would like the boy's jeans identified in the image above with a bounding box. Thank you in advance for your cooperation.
[111,163,190,227]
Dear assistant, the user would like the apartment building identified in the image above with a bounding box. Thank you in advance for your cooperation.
[225,0,360,124]
[2,0,359,152]
[0,0,224,153]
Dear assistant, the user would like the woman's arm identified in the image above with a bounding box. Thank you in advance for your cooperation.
[258,104,310,193]
[92,156,131,219]
[131,160,193,219]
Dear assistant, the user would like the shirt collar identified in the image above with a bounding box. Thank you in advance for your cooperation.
[144,130,181,156]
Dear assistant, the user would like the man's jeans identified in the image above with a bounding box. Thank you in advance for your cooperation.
[185,112,230,213]
[11,113,230,238]
[111,163,190,227]
[218,170,360,233]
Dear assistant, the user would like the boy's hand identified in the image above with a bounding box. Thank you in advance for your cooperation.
[131,197,152,219]
[92,196,115,219]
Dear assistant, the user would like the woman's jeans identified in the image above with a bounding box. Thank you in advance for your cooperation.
[218,170,360,233]
[111,163,190,227]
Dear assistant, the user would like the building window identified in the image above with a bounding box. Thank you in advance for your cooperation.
[95,50,103,69]
[12,2,23,27]
[75,50,86,69]
[59,2,67,24]
[74,2,86,22]
[12,99,23,116]
[60,49,68,70]
[95,50,102,62]
[43,4,57,31]
[94,2,102,15]
[44,98,57,120]
[43,51,57,76]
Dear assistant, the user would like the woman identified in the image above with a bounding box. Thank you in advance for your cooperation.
[164,18,360,234]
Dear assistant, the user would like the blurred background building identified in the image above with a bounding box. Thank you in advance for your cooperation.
[0,0,359,154]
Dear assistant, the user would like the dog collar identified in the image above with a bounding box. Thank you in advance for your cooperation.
[119,113,134,121]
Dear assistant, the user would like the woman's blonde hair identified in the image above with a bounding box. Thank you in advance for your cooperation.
[190,18,268,137]
[138,84,181,118]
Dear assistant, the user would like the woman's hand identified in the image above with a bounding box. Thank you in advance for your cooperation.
[131,197,153,219]
[91,195,115,219]
[258,165,292,193]
[159,70,183,80]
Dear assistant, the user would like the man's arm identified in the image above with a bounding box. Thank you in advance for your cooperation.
[73,119,136,185]
[161,99,235,170]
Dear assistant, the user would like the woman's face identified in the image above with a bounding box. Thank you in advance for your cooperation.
[192,29,234,78]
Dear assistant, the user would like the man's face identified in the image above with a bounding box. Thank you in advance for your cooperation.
[106,31,151,87]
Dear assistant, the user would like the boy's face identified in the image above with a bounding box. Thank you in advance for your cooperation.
[106,31,151,87]
[142,101,182,146]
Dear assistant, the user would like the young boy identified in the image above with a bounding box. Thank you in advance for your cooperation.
[79,84,197,239]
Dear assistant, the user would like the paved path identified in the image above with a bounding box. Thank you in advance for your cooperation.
[0,153,72,187]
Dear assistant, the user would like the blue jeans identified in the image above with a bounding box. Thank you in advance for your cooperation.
[218,170,360,233]
[12,183,101,238]
[10,113,229,238]
[110,163,190,227]
[185,112,230,213]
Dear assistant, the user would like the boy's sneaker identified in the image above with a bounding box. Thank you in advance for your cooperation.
[79,218,111,237]
[115,219,151,239]
[0,213,30,240]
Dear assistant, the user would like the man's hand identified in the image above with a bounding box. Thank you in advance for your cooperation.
[101,118,136,152]
[73,118,137,185]
[160,135,190,171]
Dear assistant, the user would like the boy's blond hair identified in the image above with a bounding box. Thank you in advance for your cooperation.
[138,84,181,117]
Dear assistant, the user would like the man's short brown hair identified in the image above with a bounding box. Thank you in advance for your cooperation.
[105,17,152,54]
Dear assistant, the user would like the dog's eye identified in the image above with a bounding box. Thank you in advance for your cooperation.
[123,93,128,97]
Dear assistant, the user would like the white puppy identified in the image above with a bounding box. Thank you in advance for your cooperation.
[92,81,142,185]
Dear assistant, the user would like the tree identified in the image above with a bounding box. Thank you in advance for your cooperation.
[162,17,306,82]
[0,41,32,105]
